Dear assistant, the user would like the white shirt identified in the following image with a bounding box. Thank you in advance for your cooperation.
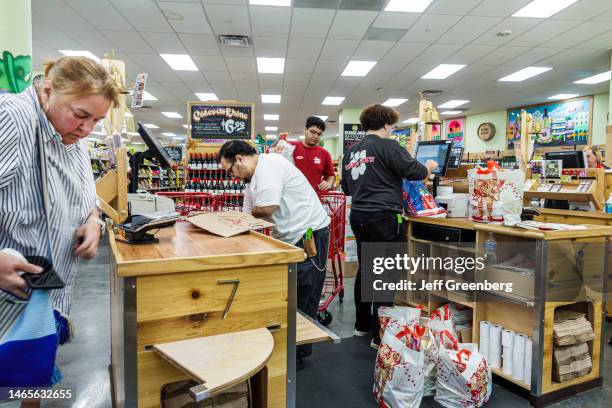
[243,153,329,245]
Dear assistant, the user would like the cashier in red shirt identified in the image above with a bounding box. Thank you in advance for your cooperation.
[290,116,336,192]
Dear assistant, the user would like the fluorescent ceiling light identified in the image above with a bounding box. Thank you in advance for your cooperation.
[385,0,433,12]
[144,123,159,129]
[265,126,278,131]
[438,100,469,109]
[513,0,579,18]
[261,94,281,103]
[322,96,345,105]
[382,98,408,107]
[58,50,100,62]
[172,136,184,140]
[499,66,552,82]
[341,60,377,77]
[422,64,466,79]
[162,132,176,137]
[182,125,191,129]
[574,70,611,84]
[249,0,290,6]
[316,115,328,121]
[548,94,579,100]
[403,118,419,124]
[441,111,462,115]
[161,112,182,119]
[195,92,218,101]
[160,54,198,71]
[264,114,279,120]
[142,91,157,101]
[266,135,277,140]
[257,57,285,74]
[126,132,140,136]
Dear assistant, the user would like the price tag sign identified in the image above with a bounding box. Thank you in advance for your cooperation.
[188,102,254,141]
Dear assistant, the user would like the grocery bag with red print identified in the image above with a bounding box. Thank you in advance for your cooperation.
[435,343,492,408]
[402,180,447,218]
[373,323,426,408]
[378,306,422,343]
[468,161,524,225]
[419,318,440,397]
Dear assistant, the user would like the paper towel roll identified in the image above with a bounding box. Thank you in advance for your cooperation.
[524,338,533,386]
[502,329,515,347]
[479,321,491,338]
[514,333,527,352]
[513,350,525,381]
[489,324,502,360]
[503,346,513,375]
[480,337,489,361]
[489,353,501,369]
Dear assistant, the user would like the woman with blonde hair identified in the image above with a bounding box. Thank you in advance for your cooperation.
[583,145,609,169]
[0,56,120,401]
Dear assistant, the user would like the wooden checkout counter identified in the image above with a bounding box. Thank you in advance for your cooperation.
[403,216,611,406]
[107,222,339,408]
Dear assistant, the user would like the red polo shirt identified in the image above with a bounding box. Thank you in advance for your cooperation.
[290,141,335,192]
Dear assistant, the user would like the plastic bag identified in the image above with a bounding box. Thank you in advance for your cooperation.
[402,180,447,218]
[378,306,422,341]
[268,137,295,164]
[468,161,524,225]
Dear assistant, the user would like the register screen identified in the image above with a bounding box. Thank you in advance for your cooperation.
[415,141,452,176]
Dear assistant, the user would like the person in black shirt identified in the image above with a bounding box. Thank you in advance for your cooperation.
[341,104,437,349]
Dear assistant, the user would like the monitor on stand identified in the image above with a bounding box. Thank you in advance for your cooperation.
[543,150,587,210]
[130,122,175,194]
[414,140,453,197]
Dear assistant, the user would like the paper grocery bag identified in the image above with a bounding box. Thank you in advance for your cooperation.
[188,211,274,237]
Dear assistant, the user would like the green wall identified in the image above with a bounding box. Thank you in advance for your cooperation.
[0,0,32,93]
[593,93,610,145]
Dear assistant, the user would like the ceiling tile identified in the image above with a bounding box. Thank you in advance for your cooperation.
[544,21,612,49]
[178,71,208,83]
[179,34,221,56]
[224,56,257,73]
[504,47,562,67]
[553,0,612,20]
[364,27,408,41]
[372,12,420,29]
[437,16,503,44]
[475,45,531,66]
[350,40,393,60]
[593,8,612,21]
[185,81,215,94]
[249,6,291,37]
[211,84,239,97]
[157,2,212,34]
[254,37,288,58]
[366,63,406,79]
[339,0,385,11]
[382,42,429,63]
[319,39,360,60]
[191,55,228,71]
[448,45,498,65]
[426,0,481,15]
[127,53,169,70]
[471,17,543,46]
[64,0,132,30]
[284,74,311,87]
[415,43,461,64]
[469,0,533,17]
[102,30,154,54]
[400,14,463,42]
[231,72,258,88]
[313,60,347,75]
[147,67,182,83]
[109,0,173,32]
[31,0,91,30]
[328,10,377,40]
[577,30,612,50]
[394,63,436,80]
[291,8,336,39]
[506,19,582,47]
[285,59,317,74]
[258,74,284,92]
[221,46,254,57]
[308,75,337,88]
[205,71,233,83]
[61,29,119,56]
[140,32,186,54]
[293,0,340,8]
[204,4,251,36]
[287,38,324,59]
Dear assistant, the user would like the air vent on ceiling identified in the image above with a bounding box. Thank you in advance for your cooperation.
[219,35,251,48]
[420,90,444,97]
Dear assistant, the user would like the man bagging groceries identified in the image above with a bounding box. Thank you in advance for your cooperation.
[217,140,330,370]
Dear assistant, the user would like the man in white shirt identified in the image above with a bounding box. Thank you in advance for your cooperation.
[218,140,330,368]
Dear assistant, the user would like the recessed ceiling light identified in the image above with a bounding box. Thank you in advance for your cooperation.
[162,112,182,119]
[160,54,198,71]
[548,94,579,100]
[316,115,328,121]
[403,118,419,124]
[573,70,611,84]
[438,100,469,109]
[513,0,579,18]
[261,94,281,103]
[385,0,433,12]
[341,60,377,77]
[195,92,218,101]
[266,134,277,140]
[264,114,279,120]
[249,0,290,6]
[162,132,176,137]
[499,66,552,82]
[382,98,408,107]
[265,126,278,131]
[441,111,462,115]
[422,64,466,79]
[257,57,285,74]
[58,50,100,62]
[322,96,345,105]
[143,123,159,129]
[142,91,157,101]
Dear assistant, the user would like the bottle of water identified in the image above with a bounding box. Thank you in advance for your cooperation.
[606,194,612,214]
[484,232,497,266]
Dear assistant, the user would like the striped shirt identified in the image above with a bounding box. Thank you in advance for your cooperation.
[0,86,96,315]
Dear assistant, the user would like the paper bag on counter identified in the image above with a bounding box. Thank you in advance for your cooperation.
[188,211,274,237]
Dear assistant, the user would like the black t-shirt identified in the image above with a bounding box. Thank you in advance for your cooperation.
[340,134,428,213]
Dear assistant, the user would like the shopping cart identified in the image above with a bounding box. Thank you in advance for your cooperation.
[317,191,346,326]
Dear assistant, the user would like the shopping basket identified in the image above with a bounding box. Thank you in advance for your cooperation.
[316,191,346,326]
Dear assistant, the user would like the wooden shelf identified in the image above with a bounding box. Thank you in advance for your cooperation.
[431,241,477,254]
[491,368,530,390]
[410,237,431,244]
[546,371,599,393]
[430,290,475,309]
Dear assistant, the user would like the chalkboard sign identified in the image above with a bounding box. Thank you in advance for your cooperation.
[188,102,254,141]
[343,123,366,153]
[164,146,183,163]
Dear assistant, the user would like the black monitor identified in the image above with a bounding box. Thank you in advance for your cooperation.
[544,151,586,169]
[447,146,464,169]
[415,140,453,177]
[129,122,176,193]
